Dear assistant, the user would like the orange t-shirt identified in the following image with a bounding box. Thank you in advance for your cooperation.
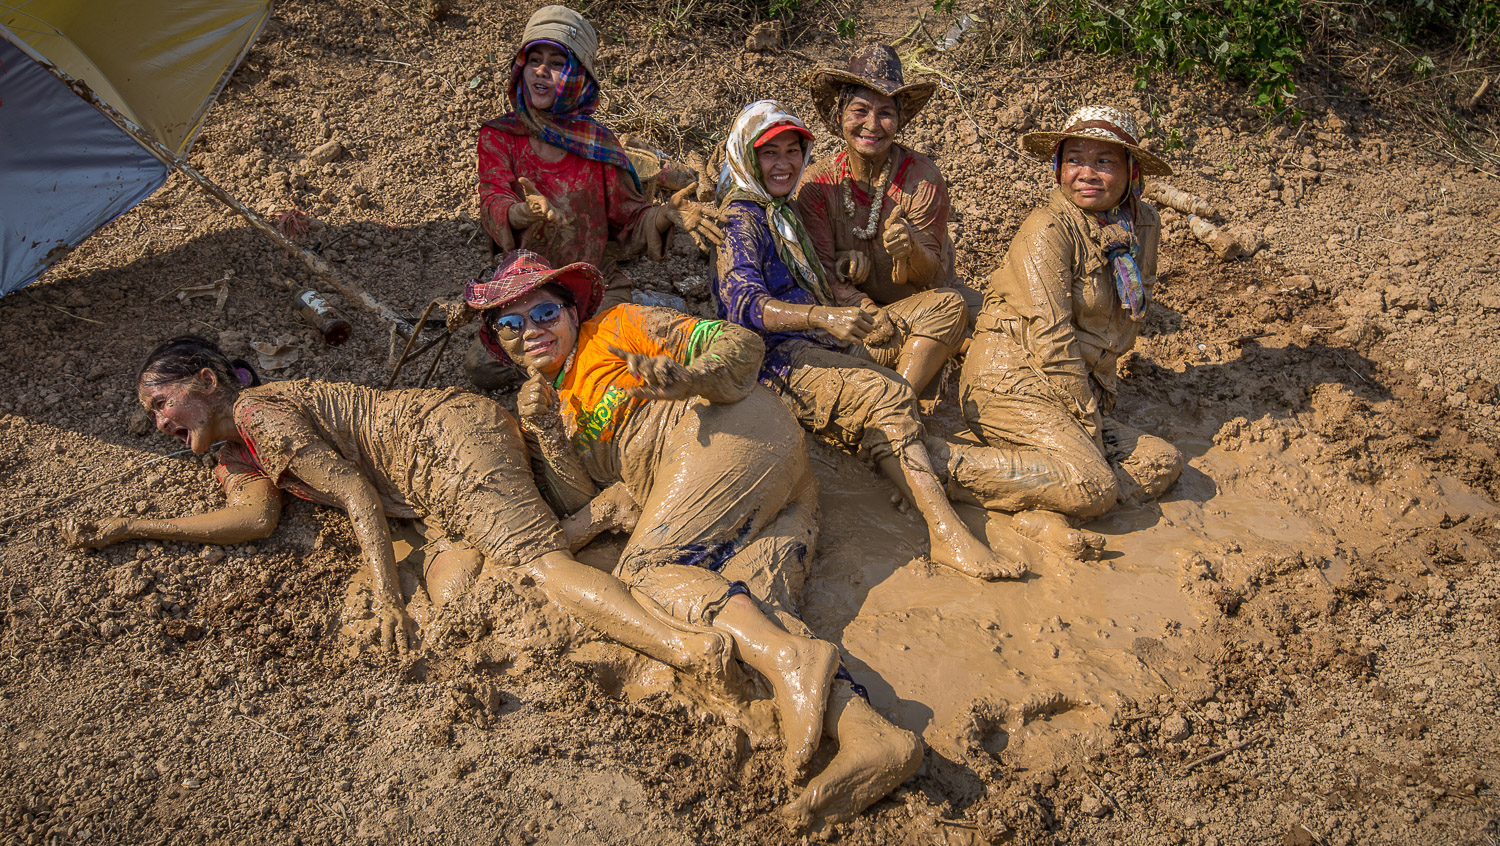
[557,304,729,449]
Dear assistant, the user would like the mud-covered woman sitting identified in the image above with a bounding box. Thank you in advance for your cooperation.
[935,106,1185,558]
[63,336,730,679]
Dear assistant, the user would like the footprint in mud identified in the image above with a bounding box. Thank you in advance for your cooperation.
[933,692,1089,773]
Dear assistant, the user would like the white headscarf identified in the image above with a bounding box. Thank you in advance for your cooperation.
[716,100,834,306]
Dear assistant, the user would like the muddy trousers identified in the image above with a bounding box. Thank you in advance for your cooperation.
[954,372,1182,519]
[765,340,924,465]
[606,390,868,703]
[464,261,635,391]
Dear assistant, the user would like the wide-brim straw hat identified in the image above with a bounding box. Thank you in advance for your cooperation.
[805,44,937,133]
[521,5,598,81]
[1020,105,1173,176]
[468,249,604,362]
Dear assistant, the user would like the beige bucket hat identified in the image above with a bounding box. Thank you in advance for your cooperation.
[1020,105,1172,176]
[805,44,937,133]
[521,5,599,80]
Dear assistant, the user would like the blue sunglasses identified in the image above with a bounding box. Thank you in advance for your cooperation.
[491,301,564,339]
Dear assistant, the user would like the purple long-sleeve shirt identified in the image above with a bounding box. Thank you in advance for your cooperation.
[711,201,838,382]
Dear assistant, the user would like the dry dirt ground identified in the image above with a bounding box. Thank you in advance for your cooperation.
[2,1,1500,844]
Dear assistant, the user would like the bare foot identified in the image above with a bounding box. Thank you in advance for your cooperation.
[782,694,923,833]
[768,638,841,779]
[1012,509,1106,560]
[928,524,1032,580]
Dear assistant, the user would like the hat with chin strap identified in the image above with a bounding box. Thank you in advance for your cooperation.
[1020,105,1173,176]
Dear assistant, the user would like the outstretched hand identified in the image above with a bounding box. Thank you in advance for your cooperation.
[609,344,700,400]
[511,177,568,229]
[663,185,728,254]
[60,516,133,550]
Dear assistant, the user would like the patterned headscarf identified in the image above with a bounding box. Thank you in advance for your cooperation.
[717,100,835,306]
[487,40,640,191]
[1054,145,1148,321]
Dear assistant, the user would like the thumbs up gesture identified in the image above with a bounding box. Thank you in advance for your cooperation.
[883,213,913,285]
[517,365,564,437]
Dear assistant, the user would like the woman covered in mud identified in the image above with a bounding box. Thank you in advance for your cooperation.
[796,44,981,345]
[934,106,1184,557]
[470,4,725,390]
[711,100,1026,581]
[474,249,923,832]
[64,337,734,682]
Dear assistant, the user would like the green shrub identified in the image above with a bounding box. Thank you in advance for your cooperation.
[1069,0,1305,113]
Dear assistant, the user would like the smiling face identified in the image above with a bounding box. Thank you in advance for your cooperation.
[521,44,568,111]
[756,133,805,198]
[839,87,900,160]
[138,369,230,454]
[1058,138,1131,212]
[492,288,579,378]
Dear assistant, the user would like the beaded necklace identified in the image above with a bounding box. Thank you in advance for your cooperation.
[841,153,892,240]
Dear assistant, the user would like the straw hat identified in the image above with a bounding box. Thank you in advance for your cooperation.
[1020,105,1172,176]
[468,249,604,361]
[521,5,598,80]
[805,44,937,133]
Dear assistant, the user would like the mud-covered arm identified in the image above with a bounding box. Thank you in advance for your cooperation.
[605,162,670,259]
[62,477,282,549]
[282,441,415,651]
[668,317,765,403]
[900,167,953,287]
[559,482,638,552]
[1009,213,1102,438]
[518,367,597,515]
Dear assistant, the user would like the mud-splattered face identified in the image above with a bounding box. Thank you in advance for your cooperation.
[840,88,900,160]
[1058,138,1130,212]
[493,288,579,378]
[755,134,805,198]
[522,44,568,111]
[138,370,227,454]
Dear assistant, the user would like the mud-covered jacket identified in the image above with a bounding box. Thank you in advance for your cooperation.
[975,187,1160,431]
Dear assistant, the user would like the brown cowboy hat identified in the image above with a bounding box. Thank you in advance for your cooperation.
[805,44,937,134]
[1020,105,1173,177]
[467,249,604,363]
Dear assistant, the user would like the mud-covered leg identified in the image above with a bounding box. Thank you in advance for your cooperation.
[878,446,1032,580]
[783,682,924,833]
[711,594,839,779]
[1011,508,1107,559]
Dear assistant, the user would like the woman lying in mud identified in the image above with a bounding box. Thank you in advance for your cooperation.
[469,4,724,391]
[64,336,732,681]
[932,106,1184,558]
[796,44,981,347]
[711,100,1027,581]
[471,249,922,831]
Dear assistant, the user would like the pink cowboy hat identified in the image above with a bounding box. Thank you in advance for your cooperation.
[467,249,604,363]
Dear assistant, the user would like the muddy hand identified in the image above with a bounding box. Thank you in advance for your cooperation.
[812,304,876,344]
[665,185,727,250]
[514,177,567,227]
[375,596,418,654]
[881,214,913,261]
[518,366,563,434]
[836,251,871,287]
[862,301,897,348]
[608,344,698,400]
[593,481,641,535]
[60,516,132,549]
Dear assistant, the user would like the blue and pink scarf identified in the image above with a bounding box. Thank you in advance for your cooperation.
[1054,148,1148,322]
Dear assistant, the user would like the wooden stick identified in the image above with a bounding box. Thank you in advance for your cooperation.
[1180,734,1262,773]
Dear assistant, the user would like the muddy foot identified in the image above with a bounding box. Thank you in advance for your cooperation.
[928,526,1033,580]
[1012,509,1106,560]
[770,639,841,779]
[782,702,923,833]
